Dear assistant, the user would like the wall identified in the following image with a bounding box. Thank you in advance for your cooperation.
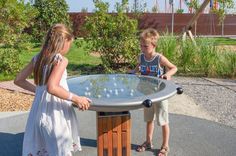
[69,13,236,37]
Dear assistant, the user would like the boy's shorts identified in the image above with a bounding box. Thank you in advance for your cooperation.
[144,100,169,126]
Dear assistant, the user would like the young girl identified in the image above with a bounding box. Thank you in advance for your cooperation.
[131,28,177,156]
[14,24,91,156]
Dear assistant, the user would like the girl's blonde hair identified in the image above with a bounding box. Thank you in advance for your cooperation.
[140,28,160,46]
[34,24,74,85]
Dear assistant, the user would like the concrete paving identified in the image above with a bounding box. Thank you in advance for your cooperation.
[0,106,236,156]
[0,78,236,156]
[204,78,236,92]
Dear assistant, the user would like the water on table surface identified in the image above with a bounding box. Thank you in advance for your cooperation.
[68,74,165,100]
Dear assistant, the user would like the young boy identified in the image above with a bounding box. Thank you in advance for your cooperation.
[131,28,177,156]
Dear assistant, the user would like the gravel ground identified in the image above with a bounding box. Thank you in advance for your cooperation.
[173,76,236,129]
[0,88,33,111]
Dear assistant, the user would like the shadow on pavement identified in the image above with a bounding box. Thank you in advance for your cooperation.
[80,137,97,147]
[0,132,23,156]
[1,111,236,156]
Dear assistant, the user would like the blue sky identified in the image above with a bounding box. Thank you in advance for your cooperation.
[66,0,235,13]
[24,0,235,13]
[67,0,189,12]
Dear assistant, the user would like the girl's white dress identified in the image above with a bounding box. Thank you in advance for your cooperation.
[22,54,82,156]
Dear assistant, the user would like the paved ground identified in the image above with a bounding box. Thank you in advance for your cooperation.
[0,110,236,156]
[0,77,236,156]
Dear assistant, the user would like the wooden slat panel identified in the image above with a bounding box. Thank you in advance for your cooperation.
[97,113,131,156]
[103,132,108,156]
[107,117,113,156]
[103,116,108,132]
[112,132,118,156]
[126,116,131,156]
[117,117,122,156]
[121,116,128,131]
[121,132,127,156]
[121,114,131,156]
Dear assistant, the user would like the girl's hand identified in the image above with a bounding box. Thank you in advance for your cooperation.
[73,96,91,111]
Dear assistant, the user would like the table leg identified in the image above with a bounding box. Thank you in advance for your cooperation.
[97,112,131,156]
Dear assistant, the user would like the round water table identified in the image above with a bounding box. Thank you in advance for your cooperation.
[67,74,182,156]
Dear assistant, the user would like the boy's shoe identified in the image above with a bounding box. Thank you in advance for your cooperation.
[157,146,169,156]
[136,141,153,152]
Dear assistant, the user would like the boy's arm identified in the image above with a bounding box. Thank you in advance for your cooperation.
[160,55,177,80]
[129,63,140,74]
[128,55,141,74]
[14,60,36,93]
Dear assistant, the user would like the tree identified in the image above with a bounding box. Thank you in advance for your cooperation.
[211,0,235,23]
[82,1,139,71]
[30,0,71,41]
[152,5,159,13]
[81,7,88,13]
[0,0,37,47]
[176,9,184,13]
[0,0,37,74]
[186,0,201,12]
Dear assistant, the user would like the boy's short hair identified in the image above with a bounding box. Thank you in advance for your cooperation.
[140,28,160,46]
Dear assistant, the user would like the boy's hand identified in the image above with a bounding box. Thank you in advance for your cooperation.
[128,70,136,74]
[160,74,171,80]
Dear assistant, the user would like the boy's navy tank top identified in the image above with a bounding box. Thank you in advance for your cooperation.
[140,53,164,77]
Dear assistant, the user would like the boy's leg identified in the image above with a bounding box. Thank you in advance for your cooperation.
[136,107,155,152]
[146,121,155,144]
[158,125,170,156]
[156,100,169,156]
[161,124,169,148]
[144,105,156,144]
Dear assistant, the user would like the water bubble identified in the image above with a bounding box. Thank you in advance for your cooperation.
[115,90,118,95]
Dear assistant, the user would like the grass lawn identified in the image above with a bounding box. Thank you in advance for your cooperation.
[206,37,236,45]
[0,42,102,81]
[1,37,235,81]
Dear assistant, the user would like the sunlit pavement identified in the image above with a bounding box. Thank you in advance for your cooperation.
[1,106,236,156]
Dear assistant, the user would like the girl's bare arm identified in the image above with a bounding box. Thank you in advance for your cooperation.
[14,61,36,93]
[47,57,90,110]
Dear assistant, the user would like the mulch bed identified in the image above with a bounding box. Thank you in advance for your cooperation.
[0,88,33,111]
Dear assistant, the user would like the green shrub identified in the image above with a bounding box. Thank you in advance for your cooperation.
[0,48,21,74]
[179,40,198,72]
[196,38,220,77]
[219,52,236,78]
[31,0,71,41]
[157,33,178,64]
[82,1,139,72]
[0,0,37,47]
[0,0,36,75]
